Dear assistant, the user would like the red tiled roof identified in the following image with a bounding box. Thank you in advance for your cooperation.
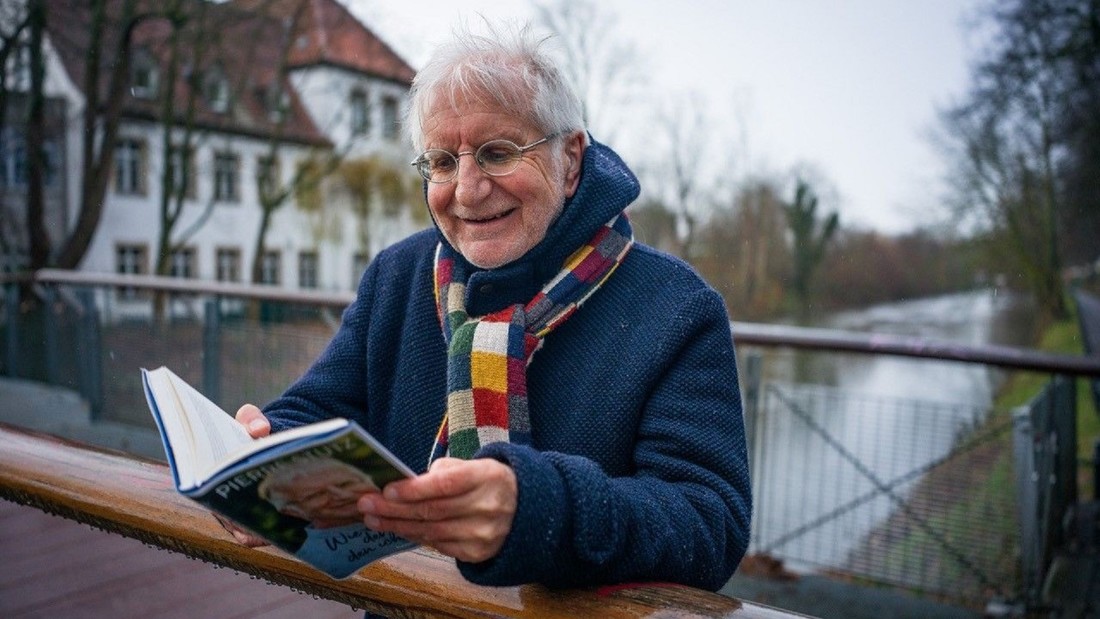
[232,0,415,84]
[44,0,413,146]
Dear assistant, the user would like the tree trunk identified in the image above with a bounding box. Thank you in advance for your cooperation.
[54,0,140,269]
[25,0,48,271]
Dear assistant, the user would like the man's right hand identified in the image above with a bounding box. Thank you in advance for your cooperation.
[220,403,273,546]
[235,403,271,439]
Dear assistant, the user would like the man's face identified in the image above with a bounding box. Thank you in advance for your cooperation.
[273,466,377,526]
[420,98,582,269]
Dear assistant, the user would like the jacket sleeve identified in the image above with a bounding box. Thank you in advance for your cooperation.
[459,288,752,591]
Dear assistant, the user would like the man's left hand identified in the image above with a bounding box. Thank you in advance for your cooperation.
[358,457,517,563]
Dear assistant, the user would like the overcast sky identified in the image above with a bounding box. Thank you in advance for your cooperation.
[352,0,988,234]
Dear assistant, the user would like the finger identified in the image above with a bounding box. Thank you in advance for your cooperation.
[381,515,508,563]
[360,491,469,523]
[234,404,270,438]
[384,459,486,502]
[428,456,466,472]
[365,512,499,547]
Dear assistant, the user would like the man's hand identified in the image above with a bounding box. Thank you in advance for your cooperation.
[213,513,269,547]
[357,457,517,564]
[235,403,271,439]
[217,404,273,546]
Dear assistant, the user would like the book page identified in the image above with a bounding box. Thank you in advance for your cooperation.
[144,367,252,489]
[143,368,196,487]
[163,370,252,484]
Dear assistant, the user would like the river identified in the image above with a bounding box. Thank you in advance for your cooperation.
[743,288,1036,574]
[760,287,1036,405]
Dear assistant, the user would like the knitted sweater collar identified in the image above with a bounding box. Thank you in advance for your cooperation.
[435,136,641,312]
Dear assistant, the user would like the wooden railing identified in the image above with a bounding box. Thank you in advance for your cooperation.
[0,423,804,619]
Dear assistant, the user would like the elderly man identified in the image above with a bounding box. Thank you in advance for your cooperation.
[234,25,751,590]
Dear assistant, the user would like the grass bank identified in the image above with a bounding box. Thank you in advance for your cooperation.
[849,304,1098,607]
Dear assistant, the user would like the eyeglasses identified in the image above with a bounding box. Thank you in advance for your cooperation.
[411,132,562,183]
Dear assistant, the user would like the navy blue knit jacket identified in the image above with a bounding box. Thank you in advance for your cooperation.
[262,139,752,591]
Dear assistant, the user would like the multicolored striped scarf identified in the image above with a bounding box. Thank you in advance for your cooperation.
[429,214,634,465]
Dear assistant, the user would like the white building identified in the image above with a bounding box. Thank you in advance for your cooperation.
[6,0,425,292]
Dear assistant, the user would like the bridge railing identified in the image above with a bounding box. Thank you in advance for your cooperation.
[4,270,1100,613]
[0,423,796,619]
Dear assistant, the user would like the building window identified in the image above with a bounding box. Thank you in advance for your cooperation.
[260,250,281,285]
[167,145,195,199]
[351,252,369,290]
[256,155,279,202]
[204,65,230,113]
[116,243,148,299]
[298,251,319,289]
[213,151,239,202]
[215,247,241,282]
[114,138,145,195]
[0,130,60,189]
[0,132,26,188]
[130,48,159,99]
[350,89,369,135]
[262,84,289,123]
[381,95,399,140]
[8,44,30,91]
[169,246,196,278]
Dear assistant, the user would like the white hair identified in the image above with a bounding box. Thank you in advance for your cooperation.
[257,457,374,510]
[404,22,587,153]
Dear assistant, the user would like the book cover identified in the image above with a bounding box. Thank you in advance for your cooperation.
[141,366,417,579]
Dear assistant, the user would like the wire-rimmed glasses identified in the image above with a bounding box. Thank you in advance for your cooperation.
[411,132,562,183]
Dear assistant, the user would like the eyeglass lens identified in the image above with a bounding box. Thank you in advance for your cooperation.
[416,139,526,183]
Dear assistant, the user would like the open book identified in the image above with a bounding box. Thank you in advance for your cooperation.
[141,366,417,579]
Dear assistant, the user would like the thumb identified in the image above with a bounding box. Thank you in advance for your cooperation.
[234,404,271,438]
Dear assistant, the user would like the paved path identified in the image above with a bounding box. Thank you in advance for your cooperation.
[0,499,360,619]
[0,376,165,460]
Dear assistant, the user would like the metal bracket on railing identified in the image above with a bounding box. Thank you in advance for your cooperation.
[203,298,221,404]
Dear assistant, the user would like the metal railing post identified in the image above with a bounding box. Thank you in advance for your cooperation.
[741,351,762,461]
[43,285,58,384]
[1012,404,1041,606]
[76,288,103,420]
[203,297,221,405]
[4,284,17,378]
[1052,375,1078,547]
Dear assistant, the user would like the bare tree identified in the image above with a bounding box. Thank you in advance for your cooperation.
[645,92,715,259]
[0,0,32,268]
[937,0,1100,319]
[22,0,46,270]
[530,0,642,143]
[333,155,424,260]
[694,178,790,320]
[53,0,147,270]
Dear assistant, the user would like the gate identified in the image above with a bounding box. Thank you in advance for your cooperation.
[749,382,1019,606]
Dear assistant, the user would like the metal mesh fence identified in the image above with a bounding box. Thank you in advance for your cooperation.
[4,276,1085,611]
[749,382,1019,607]
[3,282,342,430]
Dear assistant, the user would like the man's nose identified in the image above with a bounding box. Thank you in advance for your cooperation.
[453,153,492,203]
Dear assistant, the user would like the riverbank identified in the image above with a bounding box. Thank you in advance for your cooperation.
[836,303,1098,612]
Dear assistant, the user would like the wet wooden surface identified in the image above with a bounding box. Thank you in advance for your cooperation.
[0,423,808,618]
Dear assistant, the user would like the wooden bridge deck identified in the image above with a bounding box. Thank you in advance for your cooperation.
[0,499,360,619]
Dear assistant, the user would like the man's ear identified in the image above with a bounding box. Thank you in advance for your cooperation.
[561,131,585,198]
